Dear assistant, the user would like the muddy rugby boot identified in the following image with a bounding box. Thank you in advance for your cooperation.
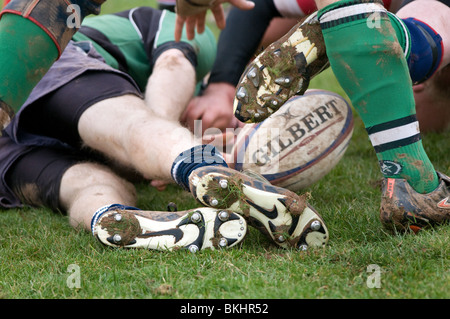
[188,166,329,250]
[380,172,450,233]
[91,204,247,252]
[233,12,329,123]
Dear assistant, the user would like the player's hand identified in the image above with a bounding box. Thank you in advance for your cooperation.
[181,82,239,133]
[175,0,255,41]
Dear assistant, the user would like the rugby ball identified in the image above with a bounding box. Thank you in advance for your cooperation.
[230,89,353,191]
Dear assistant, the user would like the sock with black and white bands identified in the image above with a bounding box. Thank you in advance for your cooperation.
[171,145,228,191]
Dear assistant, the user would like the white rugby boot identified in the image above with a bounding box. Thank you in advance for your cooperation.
[188,166,329,250]
[91,204,247,252]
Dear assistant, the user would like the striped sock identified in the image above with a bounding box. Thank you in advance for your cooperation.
[317,0,439,194]
[171,145,228,191]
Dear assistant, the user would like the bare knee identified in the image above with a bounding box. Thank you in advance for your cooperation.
[154,48,193,70]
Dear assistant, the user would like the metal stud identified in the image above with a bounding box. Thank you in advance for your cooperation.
[236,89,246,99]
[114,213,122,222]
[219,179,228,189]
[218,210,229,222]
[188,245,199,253]
[219,238,228,248]
[274,77,284,85]
[299,244,308,251]
[113,234,122,244]
[236,87,248,103]
[247,66,260,87]
[263,96,281,109]
[210,198,219,207]
[191,211,202,223]
[277,235,286,243]
[311,220,321,231]
[275,76,292,87]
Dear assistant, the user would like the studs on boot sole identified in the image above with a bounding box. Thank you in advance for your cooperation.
[188,244,199,253]
[299,244,308,251]
[210,198,219,207]
[219,179,228,189]
[311,220,321,231]
[236,87,248,103]
[190,211,202,223]
[218,210,230,222]
[113,234,122,244]
[219,238,228,248]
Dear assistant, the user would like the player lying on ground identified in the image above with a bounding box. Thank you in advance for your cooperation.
[0,6,328,252]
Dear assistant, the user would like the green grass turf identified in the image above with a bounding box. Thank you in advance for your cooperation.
[0,0,449,301]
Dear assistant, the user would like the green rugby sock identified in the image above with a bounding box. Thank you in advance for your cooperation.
[317,0,438,194]
[0,13,58,113]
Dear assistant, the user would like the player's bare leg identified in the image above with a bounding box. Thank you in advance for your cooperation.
[78,94,200,182]
[59,162,137,229]
[145,49,197,122]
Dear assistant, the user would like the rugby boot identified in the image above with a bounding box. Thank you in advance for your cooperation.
[233,12,329,123]
[188,166,329,250]
[380,172,450,233]
[91,204,247,252]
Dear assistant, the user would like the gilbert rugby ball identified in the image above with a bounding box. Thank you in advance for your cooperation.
[230,89,353,191]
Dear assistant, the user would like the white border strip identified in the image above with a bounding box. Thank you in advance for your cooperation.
[129,7,143,40]
[320,3,385,23]
[369,121,420,147]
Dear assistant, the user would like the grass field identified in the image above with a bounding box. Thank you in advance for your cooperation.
[0,0,449,301]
